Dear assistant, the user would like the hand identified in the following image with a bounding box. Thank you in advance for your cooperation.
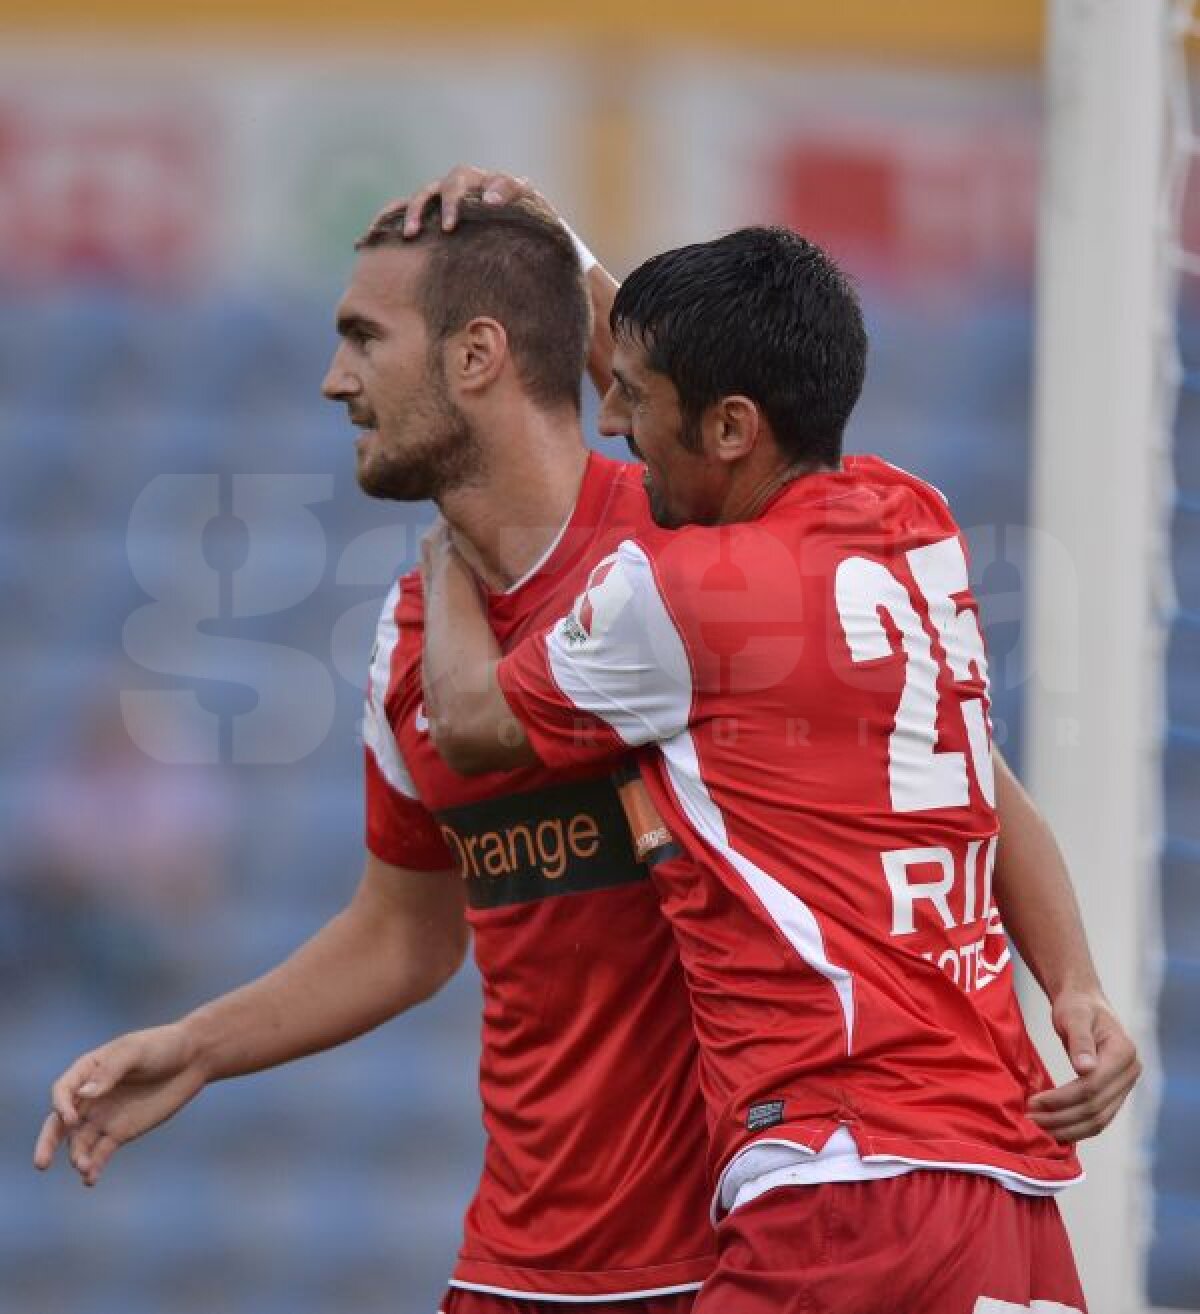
[368,164,554,240]
[419,517,457,587]
[33,1024,207,1186]
[1026,989,1141,1143]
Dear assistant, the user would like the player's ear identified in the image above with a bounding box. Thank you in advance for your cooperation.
[709,395,761,464]
[447,317,508,394]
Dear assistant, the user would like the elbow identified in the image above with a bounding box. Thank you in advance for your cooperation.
[429,711,499,776]
[408,917,469,1004]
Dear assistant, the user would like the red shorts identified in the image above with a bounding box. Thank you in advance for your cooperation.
[693,1173,1087,1314]
[440,1289,697,1314]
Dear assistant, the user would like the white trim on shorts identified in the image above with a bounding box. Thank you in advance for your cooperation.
[447,1277,704,1303]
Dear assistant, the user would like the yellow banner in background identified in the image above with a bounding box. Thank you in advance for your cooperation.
[0,0,1044,64]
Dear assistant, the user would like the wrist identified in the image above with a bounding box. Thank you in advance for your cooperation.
[1049,975,1107,1010]
[178,1008,222,1083]
[562,221,598,275]
[1021,937,1101,1004]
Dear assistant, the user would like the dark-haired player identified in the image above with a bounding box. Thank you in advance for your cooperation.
[421,221,1140,1313]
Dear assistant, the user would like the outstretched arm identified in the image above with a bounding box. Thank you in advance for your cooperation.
[991,749,1141,1142]
[34,853,466,1185]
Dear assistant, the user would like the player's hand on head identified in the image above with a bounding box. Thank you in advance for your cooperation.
[33,1024,206,1186]
[368,165,549,240]
[1026,989,1141,1143]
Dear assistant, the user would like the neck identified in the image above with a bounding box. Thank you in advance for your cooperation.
[718,457,838,524]
[437,406,590,591]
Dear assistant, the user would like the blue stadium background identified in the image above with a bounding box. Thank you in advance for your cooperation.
[1,21,1197,1314]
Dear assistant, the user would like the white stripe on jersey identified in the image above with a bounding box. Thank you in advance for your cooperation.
[659,729,857,1053]
[540,538,856,1065]
[544,541,692,748]
[362,581,420,799]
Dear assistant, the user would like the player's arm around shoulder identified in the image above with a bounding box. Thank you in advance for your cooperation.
[498,535,694,761]
[421,524,689,775]
[34,852,466,1187]
[419,522,538,775]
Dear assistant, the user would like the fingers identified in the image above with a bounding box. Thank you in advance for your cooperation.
[370,166,542,240]
[1028,1073,1096,1117]
[79,1131,121,1187]
[68,1121,103,1180]
[50,1043,128,1128]
[1059,1008,1099,1077]
[1050,993,1099,1076]
[50,1052,103,1129]
[1028,1052,1139,1114]
[419,536,434,586]
[36,1027,197,1186]
[401,180,452,236]
[36,1106,121,1186]
[33,1110,66,1170]
[410,164,493,235]
[1028,1087,1131,1143]
[66,1120,122,1187]
[39,1106,126,1187]
[1036,994,1142,1143]
[40,1036,142,1174]
[365,184,441,238]
[479,172,533,206]
[1027,1046,1141,1144]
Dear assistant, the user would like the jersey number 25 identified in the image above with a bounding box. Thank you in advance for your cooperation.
[836,536,995,814]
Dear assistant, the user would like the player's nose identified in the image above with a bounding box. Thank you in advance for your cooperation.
[597,384,628,438]
[321,348,359,401]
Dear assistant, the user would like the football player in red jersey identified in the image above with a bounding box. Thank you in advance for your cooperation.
[34,187,714,1312]
[419,218,1142,1313]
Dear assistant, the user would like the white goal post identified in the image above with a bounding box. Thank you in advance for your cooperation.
[1027,2,1183,1312]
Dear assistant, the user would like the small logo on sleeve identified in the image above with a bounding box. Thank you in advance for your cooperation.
[562,552,632,647]
[746,1099,786,1133]
[560,614,590,648]
[577,557,618,635]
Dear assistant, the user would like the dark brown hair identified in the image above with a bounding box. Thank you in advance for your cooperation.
[358,192,591,412]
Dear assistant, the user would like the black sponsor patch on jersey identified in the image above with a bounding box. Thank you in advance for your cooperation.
[612,762,682,869]
[436,777,648,910]
[746,1099,786,1133]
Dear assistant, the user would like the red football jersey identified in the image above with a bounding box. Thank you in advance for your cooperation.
[363,453,713,1300]
[497,456,1083,1214]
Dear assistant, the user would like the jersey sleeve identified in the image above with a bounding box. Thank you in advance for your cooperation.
[496,539,694,771]
[363,589,456,872]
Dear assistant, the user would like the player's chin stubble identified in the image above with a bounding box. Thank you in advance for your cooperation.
[356,413,483,504]
[645,483,681,529]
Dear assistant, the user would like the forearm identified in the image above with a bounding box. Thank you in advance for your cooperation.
[992,750,1101,1000]
[422,539,534,772]
[183,867,464,1082]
